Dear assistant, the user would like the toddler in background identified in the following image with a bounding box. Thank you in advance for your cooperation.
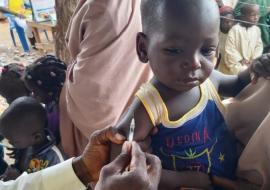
[24,55,67,144]
[0,63,30,104]
[0,97,65,181]
[225,2,263,75]
[217,6,235,74]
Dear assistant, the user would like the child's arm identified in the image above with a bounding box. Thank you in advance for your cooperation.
[210,53,270,97]
[110,99,215,190]
[112,98,154,148]
[160,169,213,190]
[110,98,154,160]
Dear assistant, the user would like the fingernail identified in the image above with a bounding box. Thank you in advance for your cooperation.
[115,133,126,141]
[250,72,255,80]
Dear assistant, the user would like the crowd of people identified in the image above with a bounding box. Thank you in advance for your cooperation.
[0,0,269,189]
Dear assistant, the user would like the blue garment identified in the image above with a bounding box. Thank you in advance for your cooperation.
[136,79,238,181]
[152,100,237,179]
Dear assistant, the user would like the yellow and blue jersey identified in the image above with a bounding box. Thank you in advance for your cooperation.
[136,79,237,180]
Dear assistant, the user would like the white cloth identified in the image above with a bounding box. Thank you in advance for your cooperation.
[217,32,230,74]
[0,159,85,190]
[223,0,238,8]
[224,24,263,75]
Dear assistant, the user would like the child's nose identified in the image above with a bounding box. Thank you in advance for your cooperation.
[181,54,201,70]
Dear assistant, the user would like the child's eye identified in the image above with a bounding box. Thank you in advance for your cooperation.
[201,48,216,56]
[164,48,184,55]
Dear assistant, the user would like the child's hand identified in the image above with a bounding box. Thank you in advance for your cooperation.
[250,53,270,84]
[6,147,20,159]
[0,166,21,181]
[240,59,249,66]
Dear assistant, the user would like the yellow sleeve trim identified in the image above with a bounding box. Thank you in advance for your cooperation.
[135,87,157,127]
[148,83,208,128]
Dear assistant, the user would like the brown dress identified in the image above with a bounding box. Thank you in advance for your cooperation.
[59,0,151,157]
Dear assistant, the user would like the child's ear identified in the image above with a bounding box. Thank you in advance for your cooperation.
[33,132,43,143]
[136,32,149,63]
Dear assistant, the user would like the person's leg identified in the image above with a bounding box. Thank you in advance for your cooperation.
[225,79,270,145]
[13,20,30,52]
[14,17,37,49]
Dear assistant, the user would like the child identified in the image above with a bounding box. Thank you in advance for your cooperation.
[0,63,30,104]
[24,55,67,144]
[0,136,7,176]
[0,97,65,179]
[224,2,263,75]
[114,0,270,189]
[217,6,235,74]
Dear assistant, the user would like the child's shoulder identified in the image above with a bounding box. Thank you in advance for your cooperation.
[116,97,154,142]
[229,23,243,33]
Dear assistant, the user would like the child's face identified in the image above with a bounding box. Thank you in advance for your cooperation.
[3,129,35,149]
[241,5,260,25]
[1,119,41,149]
[220,14,235,33]
[138,7,219,92]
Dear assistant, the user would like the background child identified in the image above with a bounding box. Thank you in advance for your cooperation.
[24,55,67,144]
[0,63,30,104]
[0,136,8,176]
[0,97,65,180]
[224,2,263,75]
[113,0,270,189]
[217,6,235,74]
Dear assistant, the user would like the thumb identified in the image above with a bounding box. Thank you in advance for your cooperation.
[250,72,258,85]
[90,126,126,146]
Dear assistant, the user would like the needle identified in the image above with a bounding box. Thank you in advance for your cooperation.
[128,117,135,142]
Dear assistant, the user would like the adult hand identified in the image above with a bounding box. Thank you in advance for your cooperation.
[95,141,161,190]
[72,126,126,185]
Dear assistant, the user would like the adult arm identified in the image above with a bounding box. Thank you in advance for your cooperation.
[211,53,270,97]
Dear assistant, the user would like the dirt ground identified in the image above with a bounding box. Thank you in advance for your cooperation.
[0,19,54,164]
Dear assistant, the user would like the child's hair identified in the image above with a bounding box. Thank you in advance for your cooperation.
[264,45,270,53]
[0,96,47,133]
[0,63,30,104]
[24,55,67,103]
[240,0,258,16]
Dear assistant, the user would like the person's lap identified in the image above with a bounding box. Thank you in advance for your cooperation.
[225,79,270,189]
